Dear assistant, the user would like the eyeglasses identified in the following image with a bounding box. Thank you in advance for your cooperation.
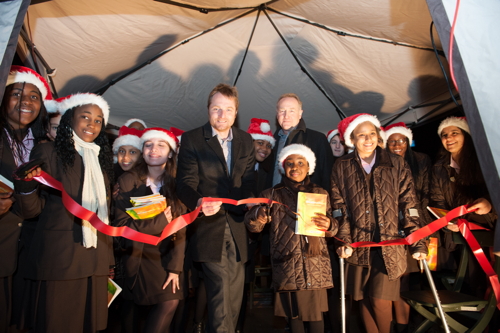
[388,139,407,146]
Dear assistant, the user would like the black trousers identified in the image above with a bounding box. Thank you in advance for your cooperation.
[201,223,245,333]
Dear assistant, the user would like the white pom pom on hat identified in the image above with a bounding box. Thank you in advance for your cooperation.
[246,118,276,148]
[277,144,316,175]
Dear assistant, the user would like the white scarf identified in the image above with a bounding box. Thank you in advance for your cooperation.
[73,131,109,248]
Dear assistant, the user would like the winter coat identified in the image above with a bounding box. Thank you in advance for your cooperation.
[331,147,426,281]
[113,171,186,290]
[413,151,432,226]
[245,181,337,292]
[430,156,497,228]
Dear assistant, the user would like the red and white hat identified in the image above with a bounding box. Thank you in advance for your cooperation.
[246,118,276,148]
[7,65,52,100]
[141,127,177,151]
[59,93,110,123]
[124,118,147,129]
[327,129,340,143]
[112,126,143,154]
[437,116,470,136]
[384,122,413,145]
[338,113,381,148]
[170,127,185,146]
[278,144,316,175]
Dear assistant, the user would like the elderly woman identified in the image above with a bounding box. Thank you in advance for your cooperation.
[331,113,427,333]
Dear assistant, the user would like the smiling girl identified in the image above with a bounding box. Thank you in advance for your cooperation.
[113,127,186,333]
[332,113,427,333]
[245,144,337,333]
[0,66,51,331]
[14,93,114,332]
[430,116,496,296]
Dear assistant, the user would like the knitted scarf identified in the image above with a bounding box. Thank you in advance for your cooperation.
[73,131,109,248]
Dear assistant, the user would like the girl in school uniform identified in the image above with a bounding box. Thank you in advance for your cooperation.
[0,65,50,331]
[15,93,114,333]
[113,127,186,333]
[245,144,337,333]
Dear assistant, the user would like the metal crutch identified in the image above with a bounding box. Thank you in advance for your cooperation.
[340,257,346,333]
[422,259,451,333]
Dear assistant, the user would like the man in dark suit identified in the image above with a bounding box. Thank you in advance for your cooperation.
[176,84,255,333]
[267,93,334,192]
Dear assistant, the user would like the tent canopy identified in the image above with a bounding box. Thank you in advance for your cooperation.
[21,0,455,133]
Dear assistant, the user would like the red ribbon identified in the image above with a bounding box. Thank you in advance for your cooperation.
[336,205,469,248]
[457,218,500,310]
[33,171,500,309]
[33,171,279,246]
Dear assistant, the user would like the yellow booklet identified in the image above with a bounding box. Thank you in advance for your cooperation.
[126,194,167,220]
[295,192,327,237]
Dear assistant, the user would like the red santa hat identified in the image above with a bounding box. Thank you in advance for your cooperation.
[278,144,316,175]
[437,116,470,136]
[7,65,52,100]
[141,127,177,151]
[246,118,276,148]
[59,93,110,123]
[338,113,381,148]
[170,127,184,145]
[112,126,143,154]
[384,122,413,145]
[327,129,340,143]
[124,118,147,129]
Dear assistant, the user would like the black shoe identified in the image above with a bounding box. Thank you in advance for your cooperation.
[193,322,203,333]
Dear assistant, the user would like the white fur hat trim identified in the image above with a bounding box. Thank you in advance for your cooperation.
[112,134,143,154]
[7,70,49,100]
[44,99,59,113]
[60,93,110,123]
[141,129,177,151]
[385,126,413,145]
[278,144,316,175]
[250,133,276,148]
[343,114,381,148]
[124,118,147,128]
[327,129,339,143]
[437,117,470,136]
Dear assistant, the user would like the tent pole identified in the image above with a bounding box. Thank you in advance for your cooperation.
[263,8,346,120]
[94,7,259,95]
[233,6,262,86]
[266,7,440,54]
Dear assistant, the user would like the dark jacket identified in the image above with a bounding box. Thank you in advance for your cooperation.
[412,151,432,226]
[330,147,426,281]
[430,156,497,227]
[113,171,186,289]
[14,142,114,280]
[176,122,255,263]
[0,132,23,277]
[245,182,337,291]
[266,118,334,192]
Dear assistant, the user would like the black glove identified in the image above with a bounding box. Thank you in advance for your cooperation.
[12,159,44,194]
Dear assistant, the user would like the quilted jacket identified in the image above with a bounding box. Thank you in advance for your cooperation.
[331,147,426,281]
[430,156,497,228]
[245,181,338,292]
